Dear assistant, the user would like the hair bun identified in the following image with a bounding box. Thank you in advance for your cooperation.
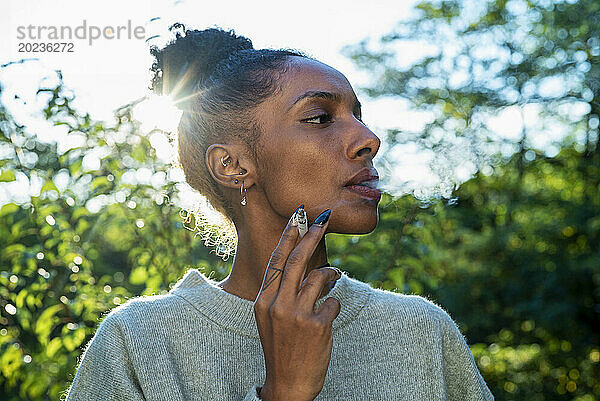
[149,24,253,106]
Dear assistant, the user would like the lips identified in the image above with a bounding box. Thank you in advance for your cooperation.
[344,167,380,187]
[344,167,381,202]
[345,184,382,201]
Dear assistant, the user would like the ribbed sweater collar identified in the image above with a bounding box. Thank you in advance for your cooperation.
[169,268,372,339]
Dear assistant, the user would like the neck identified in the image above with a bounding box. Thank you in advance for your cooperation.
[217,207,330,302]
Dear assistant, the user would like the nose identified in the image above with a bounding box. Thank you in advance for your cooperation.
[346,122,381,162]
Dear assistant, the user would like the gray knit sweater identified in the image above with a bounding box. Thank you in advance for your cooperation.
[64,268,494,400]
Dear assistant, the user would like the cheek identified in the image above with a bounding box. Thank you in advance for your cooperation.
[297,136,341,181]
[259,135,341,206]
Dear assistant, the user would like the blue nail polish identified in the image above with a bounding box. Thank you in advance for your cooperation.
[314,209,331,226]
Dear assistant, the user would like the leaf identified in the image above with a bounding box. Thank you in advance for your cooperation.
[26,293,42,309]
[0,169,16,182]
[90,176,110,192]
[15,289,28,309]
[34,304,63,345]
[40,180,59,194]
[69,159,82,177]
[0,202,19,217]
[46,337,62,358]
[62,327,86,351]
[38,204,60,216]
[129,266,148,285]
[72,206,90,220]
[1,345,23,379]
[2,243,26,258]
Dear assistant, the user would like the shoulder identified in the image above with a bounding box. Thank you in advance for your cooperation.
[74,291,190,370]
[363,284,461,334]
[93,290,189,335]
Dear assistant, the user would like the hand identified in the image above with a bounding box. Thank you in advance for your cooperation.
[254,207,341,401]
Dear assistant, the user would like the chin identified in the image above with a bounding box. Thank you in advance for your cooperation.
[330,206,379,234]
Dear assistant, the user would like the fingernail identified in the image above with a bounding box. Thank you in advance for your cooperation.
[288,212,298,226]
[290,205,303,226]
[331,267,342,279]
[297,206,308,237]
[314,209,331,226]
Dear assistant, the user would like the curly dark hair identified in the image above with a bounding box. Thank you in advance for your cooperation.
[149,23,312,227]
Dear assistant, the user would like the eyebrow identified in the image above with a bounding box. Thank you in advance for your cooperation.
[287,90,361,112]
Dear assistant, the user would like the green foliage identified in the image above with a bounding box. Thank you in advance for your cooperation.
[0,77,229,400]
[428,147,599,399]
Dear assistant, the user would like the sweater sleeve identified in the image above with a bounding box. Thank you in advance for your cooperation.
[64,313,146,401]
[440,314,495,401]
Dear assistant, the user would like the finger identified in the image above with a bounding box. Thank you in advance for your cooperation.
[279,208,332,297]
[257,205,302,301]
[297,267,342,313]
[314,296,342,324]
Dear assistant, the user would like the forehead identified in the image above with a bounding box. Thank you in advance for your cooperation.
[272,56,357,111]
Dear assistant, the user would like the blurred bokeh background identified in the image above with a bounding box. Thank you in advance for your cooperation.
[1,0,599,400]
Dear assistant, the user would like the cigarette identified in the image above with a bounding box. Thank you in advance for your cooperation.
[297,207,308,238]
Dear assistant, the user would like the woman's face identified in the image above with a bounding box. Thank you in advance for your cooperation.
[253,56,381,234]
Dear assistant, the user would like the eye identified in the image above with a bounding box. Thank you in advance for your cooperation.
[302,113,333,124]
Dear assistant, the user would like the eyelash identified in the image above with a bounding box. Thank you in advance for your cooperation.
[302,113,363,124]
[303,113,333,124]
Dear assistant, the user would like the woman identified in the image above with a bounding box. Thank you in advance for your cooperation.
[65,25,494,401]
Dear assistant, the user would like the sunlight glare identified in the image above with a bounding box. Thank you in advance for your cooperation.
[133,94,183,134]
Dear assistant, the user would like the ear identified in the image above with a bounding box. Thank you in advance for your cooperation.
[205,143,256,189]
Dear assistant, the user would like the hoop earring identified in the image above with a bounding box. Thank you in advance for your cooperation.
[240,181,247,206]
[220,156,230,167]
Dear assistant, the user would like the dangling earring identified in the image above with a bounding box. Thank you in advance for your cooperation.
[240,180,247,206]
[233,172,246,205]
